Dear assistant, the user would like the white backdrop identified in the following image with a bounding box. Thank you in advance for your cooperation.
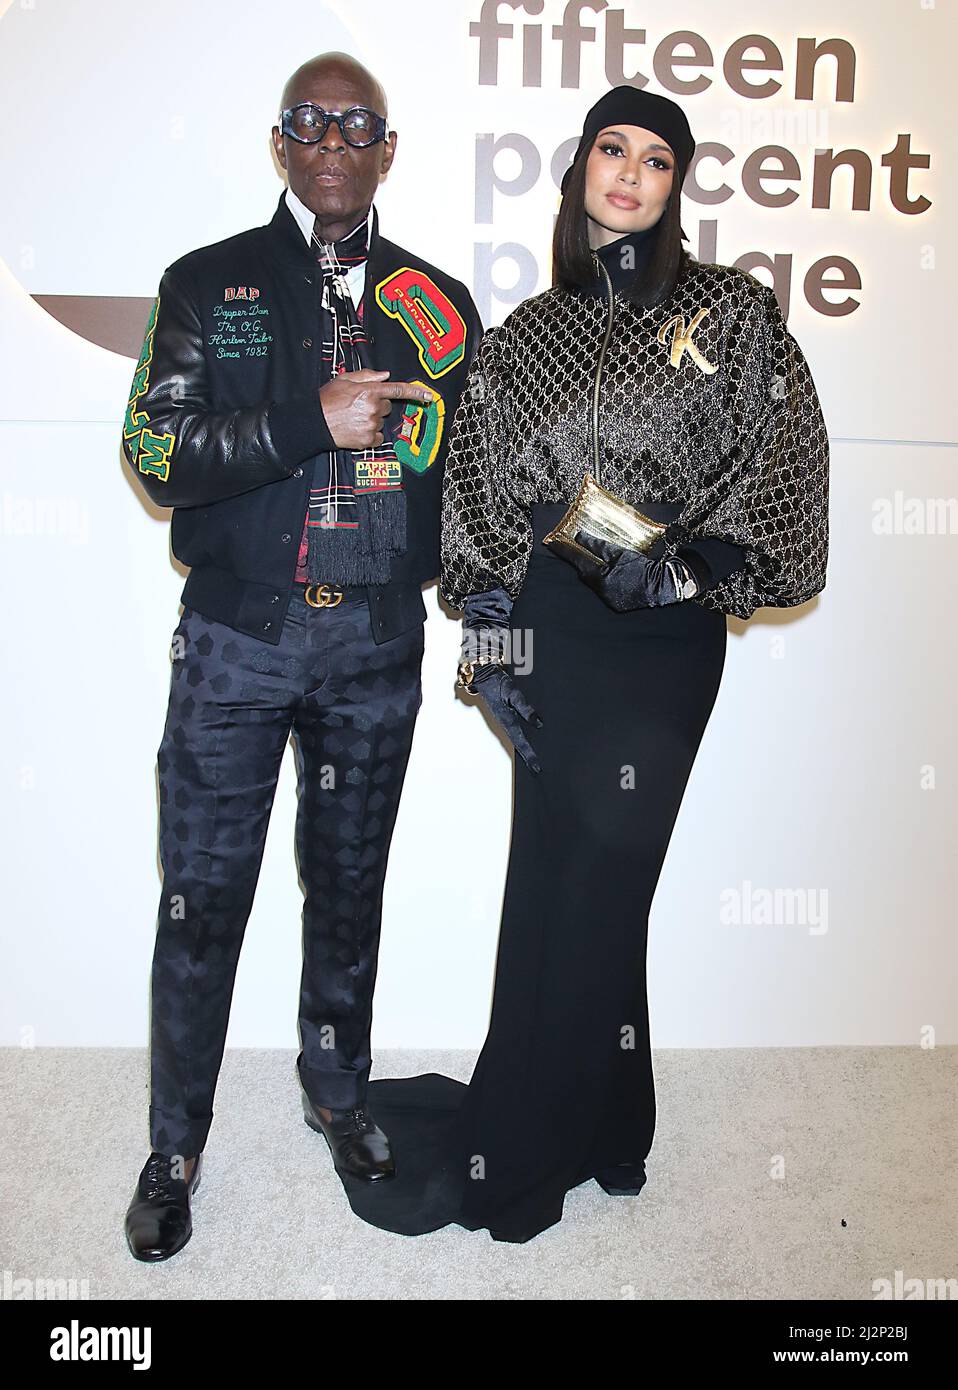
[1,0,955,1052]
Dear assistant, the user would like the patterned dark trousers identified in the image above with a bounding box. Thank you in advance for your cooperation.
[148,588,425,1157]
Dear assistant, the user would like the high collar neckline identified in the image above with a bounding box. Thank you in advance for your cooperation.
[589,223,657,295]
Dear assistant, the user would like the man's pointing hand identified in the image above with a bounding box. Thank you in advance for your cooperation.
[319,369,437,449]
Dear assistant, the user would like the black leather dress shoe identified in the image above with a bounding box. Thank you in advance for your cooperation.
[124,1151,202,1262]
[302,1095,396,1182]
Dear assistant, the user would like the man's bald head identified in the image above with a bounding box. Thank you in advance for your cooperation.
[271,51,396,240]
[280,52,387,119]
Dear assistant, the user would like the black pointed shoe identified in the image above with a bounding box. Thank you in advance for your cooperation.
[302,1095,396,1182]
[124,1151,202,1262]
[595,1161,647,1197]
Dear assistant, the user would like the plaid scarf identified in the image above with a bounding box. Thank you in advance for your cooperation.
[306,212,406,584]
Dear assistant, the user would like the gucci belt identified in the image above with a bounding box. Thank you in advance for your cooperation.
[303,583,345,608]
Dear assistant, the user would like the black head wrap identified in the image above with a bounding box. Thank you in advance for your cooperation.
[560,85,695,238]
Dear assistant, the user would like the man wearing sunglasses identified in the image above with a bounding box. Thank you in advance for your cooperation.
[122,51,483,1261]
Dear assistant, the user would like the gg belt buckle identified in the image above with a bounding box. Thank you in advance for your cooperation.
[304,583,344,609]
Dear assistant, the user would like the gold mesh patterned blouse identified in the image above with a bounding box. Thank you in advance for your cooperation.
[439,254,829,620]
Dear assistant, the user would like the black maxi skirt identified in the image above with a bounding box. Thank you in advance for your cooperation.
[339,502,728,1243]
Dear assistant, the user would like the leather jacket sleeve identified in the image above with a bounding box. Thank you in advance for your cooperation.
[122,264,336,509]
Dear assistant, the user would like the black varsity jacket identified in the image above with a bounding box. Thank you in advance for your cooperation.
[122,191,483,644]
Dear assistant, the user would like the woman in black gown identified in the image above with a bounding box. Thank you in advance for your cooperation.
[338,86,829,1243]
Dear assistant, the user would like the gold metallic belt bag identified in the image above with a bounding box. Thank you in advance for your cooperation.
[542,254,669,566]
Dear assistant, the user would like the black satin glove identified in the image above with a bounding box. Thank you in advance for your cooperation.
[579,525,748,613]
[459,587,544,774]
[577,531,712,612]
[467,663,544,774]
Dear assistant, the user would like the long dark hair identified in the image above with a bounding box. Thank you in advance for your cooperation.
[552,139,689,308]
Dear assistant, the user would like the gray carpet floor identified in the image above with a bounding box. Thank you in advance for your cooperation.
[1,1047,955,1300]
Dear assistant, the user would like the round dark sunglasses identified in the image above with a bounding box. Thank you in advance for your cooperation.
[279,103,389,148]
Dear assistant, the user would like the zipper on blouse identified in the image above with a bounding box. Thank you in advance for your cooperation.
[591,255,617,488]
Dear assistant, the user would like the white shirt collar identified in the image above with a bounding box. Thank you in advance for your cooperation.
[284,184,373,253]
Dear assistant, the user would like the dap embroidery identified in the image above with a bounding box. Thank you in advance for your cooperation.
[657,307,717,374]
[394,386,445,475]
[208,292,273,361]
[374,267,467,379]
[124,296,175,483]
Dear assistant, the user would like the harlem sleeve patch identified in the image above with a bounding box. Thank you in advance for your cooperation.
[123,295,176,483]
